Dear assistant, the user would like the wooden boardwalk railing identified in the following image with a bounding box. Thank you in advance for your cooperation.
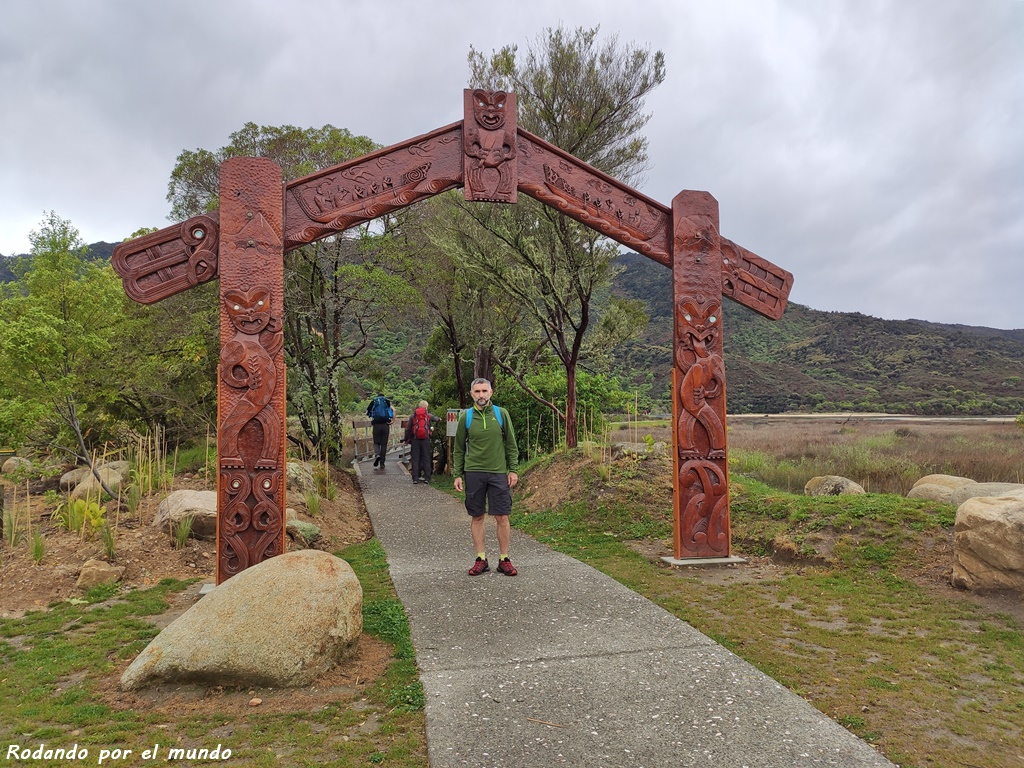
[352,418,410,462]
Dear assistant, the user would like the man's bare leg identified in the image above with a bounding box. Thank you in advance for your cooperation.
[471,515,487,554]
[496,514,511,556]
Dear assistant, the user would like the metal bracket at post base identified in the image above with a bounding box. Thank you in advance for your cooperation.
[660,555,748,567]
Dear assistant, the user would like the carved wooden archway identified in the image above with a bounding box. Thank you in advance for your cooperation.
[113,90,792,582]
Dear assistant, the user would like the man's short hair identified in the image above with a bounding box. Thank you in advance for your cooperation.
[470,377,492,389]
[419,400,428,409]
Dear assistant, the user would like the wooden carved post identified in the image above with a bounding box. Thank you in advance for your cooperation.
[216,158,287,584]
[671,190,733,561]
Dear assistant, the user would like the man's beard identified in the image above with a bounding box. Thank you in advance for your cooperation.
[474,396,491,407]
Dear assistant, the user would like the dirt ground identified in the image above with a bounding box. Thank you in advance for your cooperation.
[0,467,371,616]
[0,465,389,713]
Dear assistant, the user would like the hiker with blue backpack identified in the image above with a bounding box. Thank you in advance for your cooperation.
[365,393,394,468]
[404,400,440,484]
[453,377,520,576]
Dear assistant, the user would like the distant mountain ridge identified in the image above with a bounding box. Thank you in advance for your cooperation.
[611,252,1024,415]
[5,245,1023,416]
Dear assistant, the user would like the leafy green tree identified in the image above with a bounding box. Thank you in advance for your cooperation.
[110,282,221,444]
[454,25,664,447]
[0,213,128,481]
[284,233,418,458]
[403,199,531,408]
[167,122,415,461]
[497,366,633,460]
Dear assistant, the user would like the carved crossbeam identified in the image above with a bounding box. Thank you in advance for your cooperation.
[112,122,790,321]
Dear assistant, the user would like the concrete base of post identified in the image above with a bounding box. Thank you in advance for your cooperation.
[661,555,748,567]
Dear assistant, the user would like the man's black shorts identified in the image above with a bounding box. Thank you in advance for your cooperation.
[464,471,512,517]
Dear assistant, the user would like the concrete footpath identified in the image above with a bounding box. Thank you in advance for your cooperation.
[355,458,896,768]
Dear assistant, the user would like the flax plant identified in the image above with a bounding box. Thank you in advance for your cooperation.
[30,530,45,563]
[172,515,194,550]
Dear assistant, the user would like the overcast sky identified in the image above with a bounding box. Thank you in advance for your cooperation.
[1,0,1021,328]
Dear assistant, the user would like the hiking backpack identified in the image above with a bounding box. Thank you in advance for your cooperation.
[413,411,431,440]
[369,395,392,421]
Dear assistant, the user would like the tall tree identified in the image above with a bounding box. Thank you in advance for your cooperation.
[166,123,412,461]
[402,198,529,408]
[0,213,128,482]
[456,25,664,446]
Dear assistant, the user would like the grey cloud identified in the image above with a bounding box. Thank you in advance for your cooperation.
[1,0,1021,327]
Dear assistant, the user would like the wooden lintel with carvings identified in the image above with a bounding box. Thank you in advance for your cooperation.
[514,127,673,266]
[113,119,791,321]
[285,121,464,249]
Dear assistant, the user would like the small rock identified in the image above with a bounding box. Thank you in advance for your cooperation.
[287,519,321,547]
[154,490,218,539]
[804,475,865,496]
[949,482,1024,508]
[76,559,125,590]
[1,456,31,475]
[249,698,263,707]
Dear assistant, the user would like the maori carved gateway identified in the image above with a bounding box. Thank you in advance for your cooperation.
[112,91,793,578]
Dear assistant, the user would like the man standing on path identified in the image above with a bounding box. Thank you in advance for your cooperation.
[453,378,519,576]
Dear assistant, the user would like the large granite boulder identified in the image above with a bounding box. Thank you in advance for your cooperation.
[804,475,865,496]
[952,496,1024,593]
[907,474,976,502]
[949,482,1024,508]
[120,550,362,690]
[70,462,131,500]
[153,490,218,540]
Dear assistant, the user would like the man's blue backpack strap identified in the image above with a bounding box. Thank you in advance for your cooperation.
[464,405,504,433]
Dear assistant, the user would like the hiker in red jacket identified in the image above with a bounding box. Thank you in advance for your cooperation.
[404,400,440,484]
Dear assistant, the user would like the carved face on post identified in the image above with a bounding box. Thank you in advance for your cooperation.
[676,297,721,358]
[472,89,508,130]
[224,287,272,335]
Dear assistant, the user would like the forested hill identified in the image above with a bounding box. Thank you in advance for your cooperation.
[0,255,16,283]
[1,242,118,281]
[6,244,1024,416]
[612,251,1024,415]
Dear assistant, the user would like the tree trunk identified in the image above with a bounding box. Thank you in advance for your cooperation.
[474,344,495,388]
[564,361,578,448]
[445,315,468,409]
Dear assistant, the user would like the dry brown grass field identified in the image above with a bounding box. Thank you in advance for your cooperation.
[726,414,1024,494]
[621,413,1024,494]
